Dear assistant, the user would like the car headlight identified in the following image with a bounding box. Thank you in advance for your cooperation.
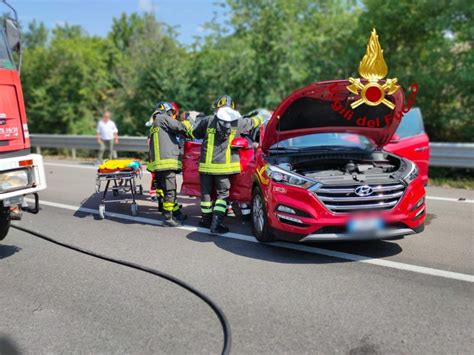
[266,165,316,189]
[0,169,31,192]
[403,161,419,184]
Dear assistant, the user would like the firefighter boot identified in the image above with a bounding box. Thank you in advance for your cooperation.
[163,212,180,227]
[199,213,212,228]
[210,213,229,234]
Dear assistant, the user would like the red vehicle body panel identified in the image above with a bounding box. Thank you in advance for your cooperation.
[182,140,255,203]
[385,108,430,185]
[385,133,429,185]
[253,152,425,236]
[262,80,405,150]
[182,80,426,240]
[0,69,30,153]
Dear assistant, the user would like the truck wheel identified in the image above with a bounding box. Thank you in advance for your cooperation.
[0,207,10,241]
[251,187,274,242]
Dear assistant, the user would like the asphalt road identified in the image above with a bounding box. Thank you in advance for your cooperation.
[1,159,473,354]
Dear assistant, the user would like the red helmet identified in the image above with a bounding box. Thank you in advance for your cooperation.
[171,102,179,115]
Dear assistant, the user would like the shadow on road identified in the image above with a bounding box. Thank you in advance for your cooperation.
[72,191,403,264]
[185,232,402,264]
[0,245,21,260]
[425,213,437,226]
[0,335,21,354]
[73,192,236,229]
[73,191,166,221]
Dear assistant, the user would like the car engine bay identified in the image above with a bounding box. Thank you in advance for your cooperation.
[268,152,405,184]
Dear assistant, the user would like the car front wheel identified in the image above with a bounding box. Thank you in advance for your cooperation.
[251,187,274,242]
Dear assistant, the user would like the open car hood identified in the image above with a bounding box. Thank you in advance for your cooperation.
[261,80,405,151]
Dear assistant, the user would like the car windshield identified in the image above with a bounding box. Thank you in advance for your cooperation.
[395,108,424,138]
[270,133,374,151]
[0,27,15,70]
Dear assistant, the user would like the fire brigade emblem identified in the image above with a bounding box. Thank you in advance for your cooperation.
[347,29,400,110]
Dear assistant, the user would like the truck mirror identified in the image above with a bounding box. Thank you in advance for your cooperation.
[4,18,20,52]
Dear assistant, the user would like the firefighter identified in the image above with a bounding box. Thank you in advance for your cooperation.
[147,102,193,227]
[145,106,164,210]
[192,95,263,234]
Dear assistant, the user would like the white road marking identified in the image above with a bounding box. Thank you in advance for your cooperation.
[26,198,474,283]
[426,196,474,204]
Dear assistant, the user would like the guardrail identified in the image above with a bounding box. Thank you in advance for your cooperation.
[31,135,147,155]
[29,134,474,168]
[429,142,474,168]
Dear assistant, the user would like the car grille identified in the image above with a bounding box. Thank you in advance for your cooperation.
[314,183,406,213]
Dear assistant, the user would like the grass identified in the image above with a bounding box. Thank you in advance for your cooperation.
[429,168,474,189]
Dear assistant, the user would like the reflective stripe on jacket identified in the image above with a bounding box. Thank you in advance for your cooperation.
[147,114,193,172]
[192,114,263,175]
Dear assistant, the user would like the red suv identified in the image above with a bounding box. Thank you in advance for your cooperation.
[182,80,426,242]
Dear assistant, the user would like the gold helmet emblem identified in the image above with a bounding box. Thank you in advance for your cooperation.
[347,29,400,109]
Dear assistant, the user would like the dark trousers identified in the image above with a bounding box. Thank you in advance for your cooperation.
[200,174,231,217]
[155,171,179,214]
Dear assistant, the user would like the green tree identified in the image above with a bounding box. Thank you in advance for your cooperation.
[19,1,473,142]
[193,0,361,112]
[106,13,191,135]
[22,24,111,134]
[23,20,48,49]
[358,0,473,141]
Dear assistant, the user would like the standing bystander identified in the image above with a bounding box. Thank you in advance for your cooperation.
[96,111,119,162]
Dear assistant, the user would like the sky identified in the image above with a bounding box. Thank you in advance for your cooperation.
[9,0,223,44]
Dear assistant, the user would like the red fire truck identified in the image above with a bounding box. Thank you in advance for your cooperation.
[0,1,46,241]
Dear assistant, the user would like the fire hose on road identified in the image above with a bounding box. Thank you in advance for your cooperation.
[11,224,232,355]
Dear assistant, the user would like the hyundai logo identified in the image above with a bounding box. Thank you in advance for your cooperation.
[354,185,373,197]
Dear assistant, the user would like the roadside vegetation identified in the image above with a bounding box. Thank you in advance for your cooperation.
[16,0,472,143]
[429,168,474,189]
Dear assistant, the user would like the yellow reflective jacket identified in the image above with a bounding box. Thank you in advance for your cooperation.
[192,114,263,175]
[147,114,193,172]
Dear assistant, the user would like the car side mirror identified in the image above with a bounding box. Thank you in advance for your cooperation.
[4,18,20,52]
[389,134,400,144]
[231,137,250,149]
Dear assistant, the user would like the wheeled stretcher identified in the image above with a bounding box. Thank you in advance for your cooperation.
[95,159,144,219]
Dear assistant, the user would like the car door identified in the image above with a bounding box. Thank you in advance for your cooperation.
[181,140,202,197]
[229,137,255,203]
[384,108,430,184]
[181,138,256,203]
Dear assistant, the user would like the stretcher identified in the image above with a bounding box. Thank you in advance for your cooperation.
[95,159,144,219]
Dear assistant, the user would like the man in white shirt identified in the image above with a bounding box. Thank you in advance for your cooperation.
[96,111,119,161]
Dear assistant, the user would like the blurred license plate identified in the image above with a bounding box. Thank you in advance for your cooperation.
[347,218,384,234]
